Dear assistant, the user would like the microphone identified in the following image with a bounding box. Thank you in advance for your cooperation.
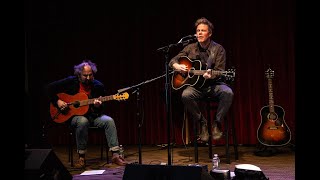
[187,34,197,39]
[157,34,197,53]
[118,87,131,93]
[178,34,197,43]
[184,34,197,39]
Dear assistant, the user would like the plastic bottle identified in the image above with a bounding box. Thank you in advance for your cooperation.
[119,145,124,158]
[212,154,220,170]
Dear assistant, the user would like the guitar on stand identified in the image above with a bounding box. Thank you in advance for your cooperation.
[255,68,292,156]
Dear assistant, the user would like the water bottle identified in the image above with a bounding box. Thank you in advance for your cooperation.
[212,154,220,170]
[119,145,124,158]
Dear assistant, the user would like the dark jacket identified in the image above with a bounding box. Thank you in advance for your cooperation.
[169,40,226,71]
[169,40,227,88]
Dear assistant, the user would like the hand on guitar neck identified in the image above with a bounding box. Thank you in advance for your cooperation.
[57,96,103,111]
[203,69,218,79]
[173,63,217,79]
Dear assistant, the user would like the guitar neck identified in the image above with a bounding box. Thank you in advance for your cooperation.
[268,78,275,113]
[190,70,225,76]
[79,95,115,106]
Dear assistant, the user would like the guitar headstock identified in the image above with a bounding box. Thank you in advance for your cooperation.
[265,68,274,79]
[223,68,236,81]
[114,92,129,101]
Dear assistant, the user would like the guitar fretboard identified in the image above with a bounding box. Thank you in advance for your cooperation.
[78,95,115,106]
[267,77,275,113]
[190,70,225,76]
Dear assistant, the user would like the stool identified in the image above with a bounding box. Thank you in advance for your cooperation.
[190,98,238,164]
[68,126,109,167]
[204,98,238,164]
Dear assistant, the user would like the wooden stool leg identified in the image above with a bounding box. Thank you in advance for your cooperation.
[105,135,109,163]
[69,129,74,167]
[232,116,239,160]
[100,130,104,160]
[194,115,198,163]
[225,117,230,164]
[106,147,109,163]
[207,102,213,159]
[185,108,199,163]
[184,110,189,145]
[205,99,238,164]
[100,128,110,163]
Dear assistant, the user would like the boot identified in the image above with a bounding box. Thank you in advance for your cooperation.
[112,153,127,166]
[74,157,86,169]
[212,121,223,140]
[199,123,209,142]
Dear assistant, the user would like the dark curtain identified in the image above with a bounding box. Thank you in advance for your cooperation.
[25,0,295,147]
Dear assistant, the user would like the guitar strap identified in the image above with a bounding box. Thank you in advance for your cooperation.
[196,50,216,89]
[197,52,207,68]
[207,51,215,69]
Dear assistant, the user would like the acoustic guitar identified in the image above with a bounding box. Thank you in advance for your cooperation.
[50,92,129,123]
[257,68,291,146]
[171,56,235,90]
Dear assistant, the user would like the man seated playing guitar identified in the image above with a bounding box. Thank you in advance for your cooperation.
[47,60,127,168]
[169,17,234,142]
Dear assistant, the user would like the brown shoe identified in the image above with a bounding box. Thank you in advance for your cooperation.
[74,157,86,169]
[212,127,223,140]
[199,123,209,142]
[112,154,127,166]
[212,122,223,140]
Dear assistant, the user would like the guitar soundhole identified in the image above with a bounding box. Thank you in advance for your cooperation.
[267,112,278,121]
[73,101,80,108]
[267,112,283,127]
[188,67,195,78]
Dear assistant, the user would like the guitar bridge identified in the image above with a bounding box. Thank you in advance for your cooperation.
[268,126,278,130]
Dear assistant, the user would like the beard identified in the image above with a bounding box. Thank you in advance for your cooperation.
[81,79,93,85]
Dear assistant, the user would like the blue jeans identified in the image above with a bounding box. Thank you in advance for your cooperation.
[181,84,234,123]
[70,115,120,154]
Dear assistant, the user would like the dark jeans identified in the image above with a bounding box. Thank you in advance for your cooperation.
[70,115,120,154]
[181,84,234,124]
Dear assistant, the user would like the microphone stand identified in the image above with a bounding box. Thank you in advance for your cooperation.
[156,38,194,165]
[117,72,172,164]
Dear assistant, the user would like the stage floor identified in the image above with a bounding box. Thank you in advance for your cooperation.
[49,144,294,179]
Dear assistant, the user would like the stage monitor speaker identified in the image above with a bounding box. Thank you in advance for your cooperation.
[123,163,213,180]
[234,164,269,180]
[24,149,72,180]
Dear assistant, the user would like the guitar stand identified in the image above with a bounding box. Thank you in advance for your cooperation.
[254,142,294,157]
[254,144,279,157]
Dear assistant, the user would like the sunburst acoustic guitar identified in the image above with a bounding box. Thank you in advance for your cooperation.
[171,56,235,90]
[257,68,291,146]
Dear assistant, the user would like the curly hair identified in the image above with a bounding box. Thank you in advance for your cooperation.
[73,60,98,76]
